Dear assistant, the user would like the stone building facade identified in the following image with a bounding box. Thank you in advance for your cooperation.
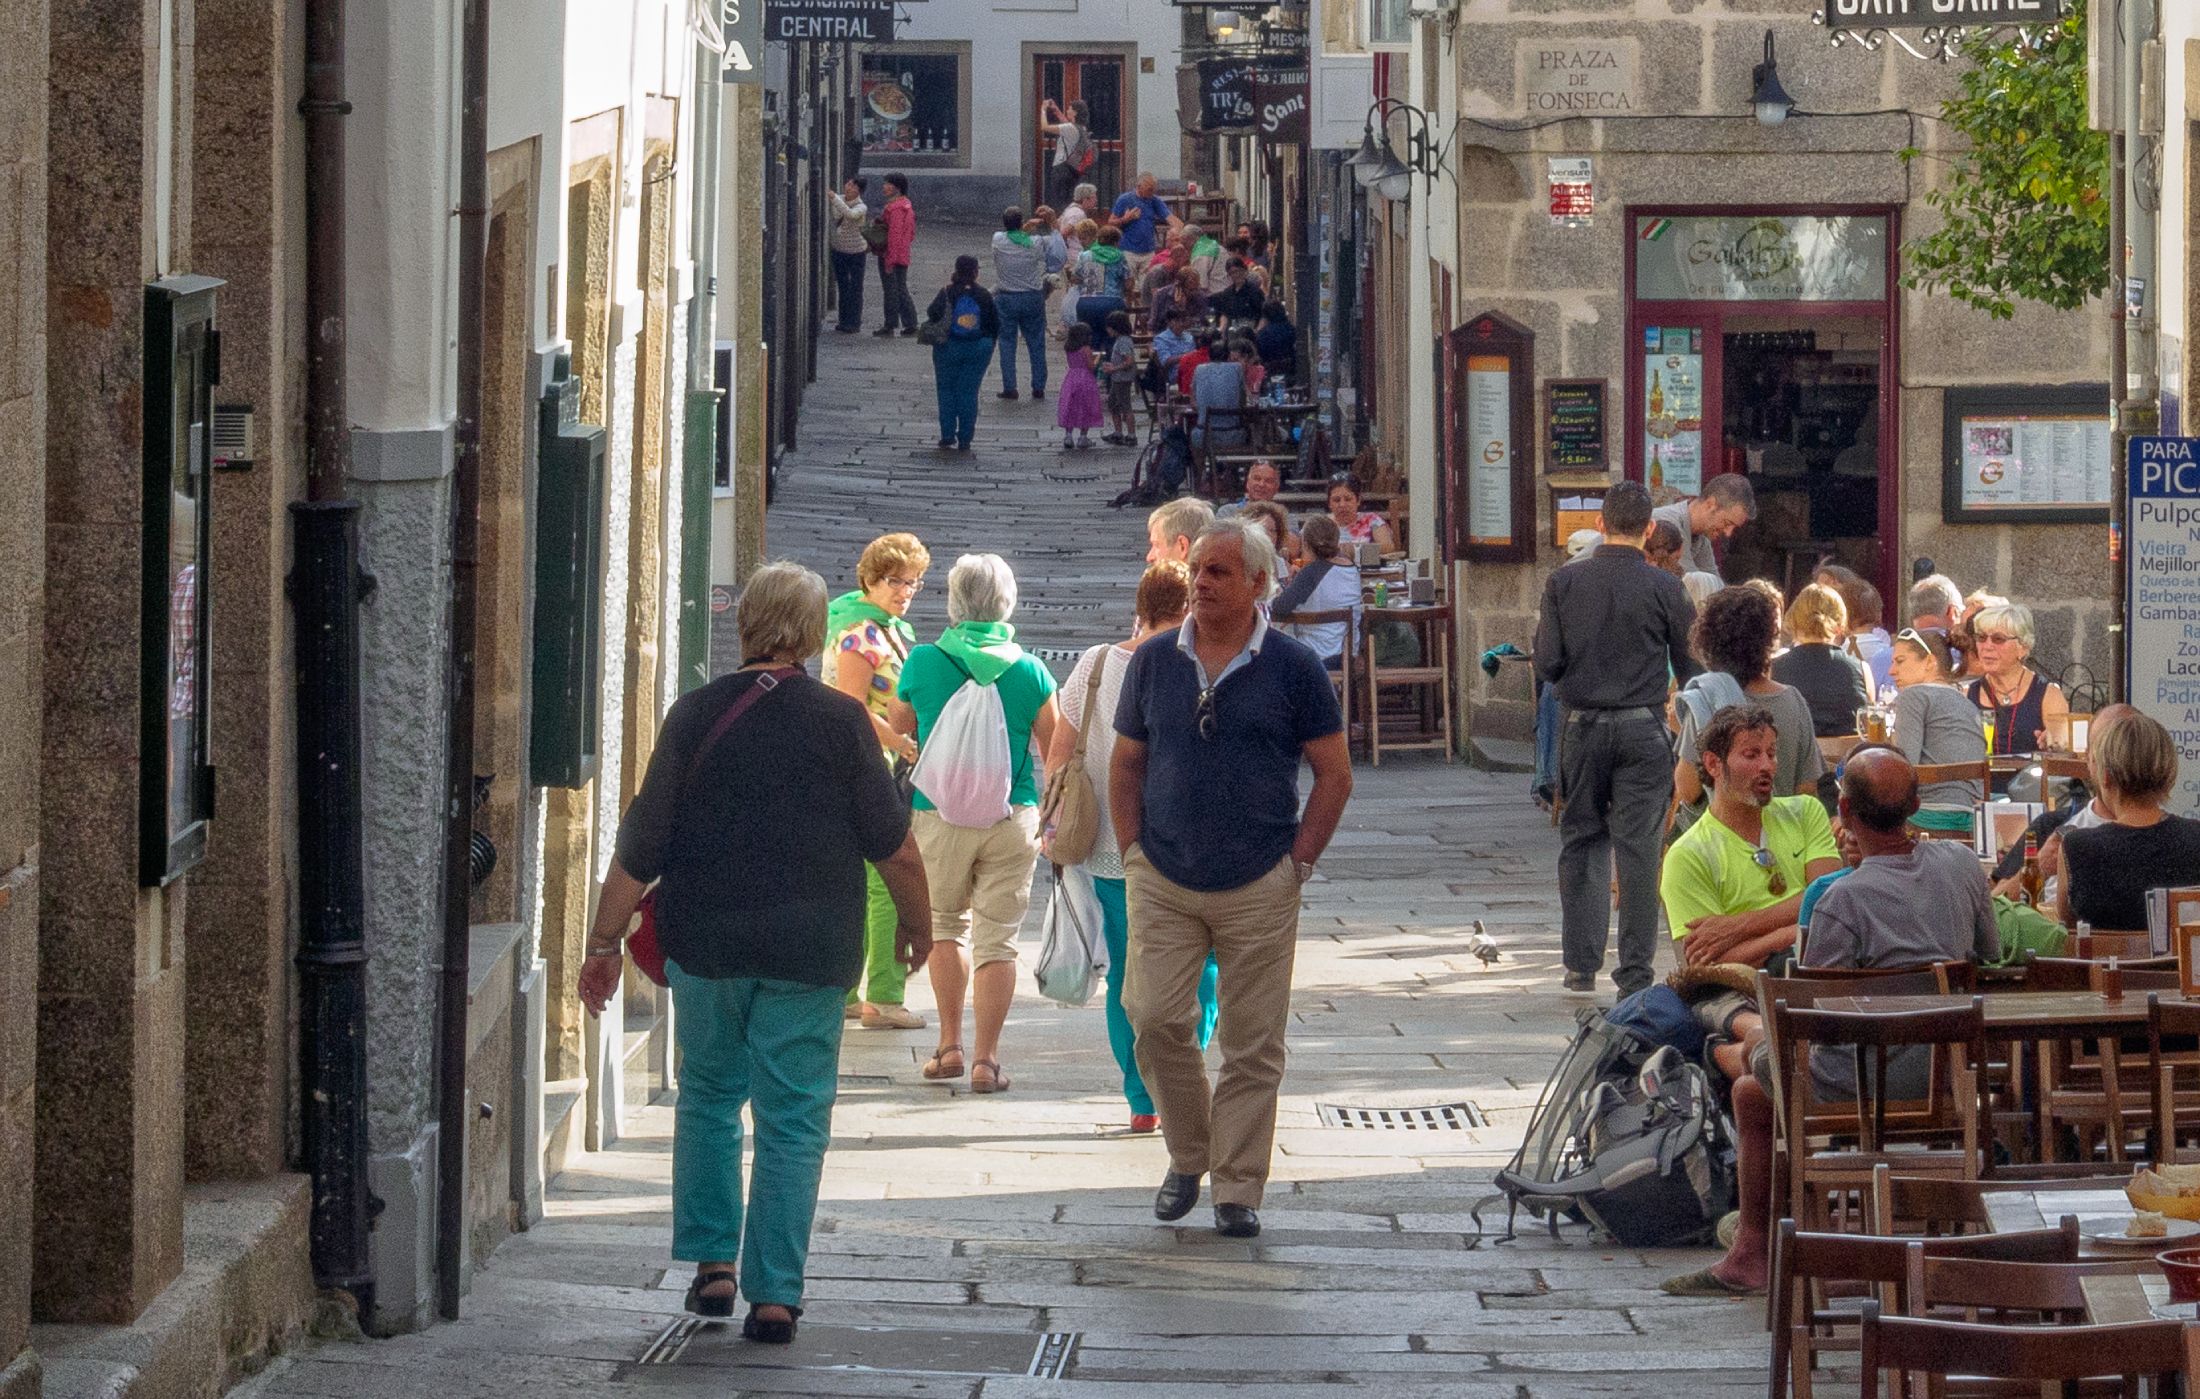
[1368,0,2109,747]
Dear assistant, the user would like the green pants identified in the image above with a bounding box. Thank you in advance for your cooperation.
[666,961,843,1309]
[844,862,908,1006]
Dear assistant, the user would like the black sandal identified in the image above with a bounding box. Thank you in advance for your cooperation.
[742,1303,801,1344]
[684,1267,739,1318]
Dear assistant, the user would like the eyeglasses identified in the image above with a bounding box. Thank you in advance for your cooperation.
[885,576,925,592]
[1973,632,2020,648]
[1195,686,1219,742]
[1752,846,1789,897]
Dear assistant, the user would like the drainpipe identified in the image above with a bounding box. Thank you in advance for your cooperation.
[293,0,377,1329]
[436,0,489,1322]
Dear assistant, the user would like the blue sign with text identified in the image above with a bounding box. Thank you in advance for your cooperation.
[2126,435,2200,816]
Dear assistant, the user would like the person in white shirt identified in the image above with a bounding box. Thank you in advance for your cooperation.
[826,177,870,333]
[1040,99,1092,209]
[1271,517,1360,667]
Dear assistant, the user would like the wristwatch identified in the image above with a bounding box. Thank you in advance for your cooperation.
[1293,859,1317,884]
[585,942,624,959]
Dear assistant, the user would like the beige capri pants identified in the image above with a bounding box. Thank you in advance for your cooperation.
[911,806,1042,967]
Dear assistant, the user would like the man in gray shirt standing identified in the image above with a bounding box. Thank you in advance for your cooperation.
[991,206,1051,401]
[1652,474,1756,578]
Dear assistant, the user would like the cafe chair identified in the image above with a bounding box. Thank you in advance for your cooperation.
[2025,963,2184,1165]
[1273,609,1355,757]
[1772,1000,1991,1232]
[1769,1219,2079,1399]
[1868,1163,2133,1238]
[1907,760,1994,841]
[2143,993,2200,1167]
[1357,603,1453,767]
[1907,1247,2157,1328]
[1855,1302,2184,1399]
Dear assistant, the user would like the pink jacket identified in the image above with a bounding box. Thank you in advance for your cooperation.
[884,196,915,269]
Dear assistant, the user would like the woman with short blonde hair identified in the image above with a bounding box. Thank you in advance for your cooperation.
[1772,582,1872,738]
[2061,710,2200,931]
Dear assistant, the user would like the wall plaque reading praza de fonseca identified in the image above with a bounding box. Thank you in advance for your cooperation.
[1518,39,1642,117]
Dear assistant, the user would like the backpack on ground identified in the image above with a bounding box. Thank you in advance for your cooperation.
[1033,862,1109,1005]
[949,290,984,340]
[1485,1004,1736,1248]
[1109,433,1173,509]
[910,655,1014,827]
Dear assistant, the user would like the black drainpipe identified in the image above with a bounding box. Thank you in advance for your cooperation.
[435,0,488,1322]
[293,0,377,1329]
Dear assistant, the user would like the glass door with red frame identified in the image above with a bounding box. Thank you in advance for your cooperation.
[1035,55,1125,208]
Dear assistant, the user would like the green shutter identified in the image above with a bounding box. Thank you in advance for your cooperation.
[529,357,607,788]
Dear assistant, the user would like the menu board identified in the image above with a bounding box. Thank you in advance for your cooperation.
[1545,378,1607,472]
[2125,436,2200,817]
[1466,355,1514,544]
[1643,327,1703,496]
[1941,384,2111,523]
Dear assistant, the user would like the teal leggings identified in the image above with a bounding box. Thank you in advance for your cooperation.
[666,961,844,1309]
[1094,874,1217,1116]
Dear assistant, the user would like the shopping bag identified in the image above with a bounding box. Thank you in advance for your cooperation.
[1033,863,1108,1006]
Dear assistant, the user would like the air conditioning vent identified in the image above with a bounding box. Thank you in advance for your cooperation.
[212,404,255,470]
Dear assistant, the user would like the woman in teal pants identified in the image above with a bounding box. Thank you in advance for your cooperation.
[1044,562,1218,1131]
[925,255,998,451]
[581,562,934,1343]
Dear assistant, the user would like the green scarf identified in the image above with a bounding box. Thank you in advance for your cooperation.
[935,620,1023,686]
[1003,231,1034,248]
[824,591,914,654]
[1086,244,1123,266]
[1192,236,1221,261]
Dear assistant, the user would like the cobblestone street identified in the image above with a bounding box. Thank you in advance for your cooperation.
[237,227,1750,1397]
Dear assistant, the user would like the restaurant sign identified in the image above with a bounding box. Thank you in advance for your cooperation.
[1188,57,1257,133]
[2128,436,2200,817]
[1634,214,1887,303]
[765,0,893,42]
[1253,57,1310,144]
[1823,0,2065,27]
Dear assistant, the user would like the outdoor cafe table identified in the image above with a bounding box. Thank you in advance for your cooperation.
[1979,1188,2174,1320]
[1811,991,2189,1043]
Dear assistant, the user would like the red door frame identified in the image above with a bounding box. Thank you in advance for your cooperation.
[1622,205,1903,624]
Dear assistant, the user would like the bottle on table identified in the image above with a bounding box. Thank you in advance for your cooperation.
[2018,832,2043,908]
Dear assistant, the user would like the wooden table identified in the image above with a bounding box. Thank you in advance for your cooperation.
[1980,1188,2181,1318]
[1814,991,2187,1042]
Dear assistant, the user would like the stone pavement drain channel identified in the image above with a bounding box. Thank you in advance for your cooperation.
[234,224,1759,1397]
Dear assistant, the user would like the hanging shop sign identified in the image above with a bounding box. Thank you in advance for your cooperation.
[722,0,762,80]
[1444,311,1536,563]
[2125,434,2200,817]
[766,0,894,42]
[1824,0,2065,27]
[1547,156,1592,227]
[1252,56,1310,143]
[1185,57,1258,133]
[1634,214,1887,303]
[1940,383,2111,523]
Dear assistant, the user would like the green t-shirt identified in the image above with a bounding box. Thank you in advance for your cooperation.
[898,642,1057,811]
[1660,795,1839,942]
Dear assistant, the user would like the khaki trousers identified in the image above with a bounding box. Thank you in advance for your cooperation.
[1122,846,1302,1207]
[912,806,1041,967]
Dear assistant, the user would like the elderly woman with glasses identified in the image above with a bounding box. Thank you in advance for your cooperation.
[824,532,932,1031]
[579,562,932,1340]
[1962,600,2068,757]
[899,554,1060,1094]
[1887,626,1987,808]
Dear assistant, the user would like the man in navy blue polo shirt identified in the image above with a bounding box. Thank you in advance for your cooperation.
[1109,518,1352,1239]
[1108,171,1181,299]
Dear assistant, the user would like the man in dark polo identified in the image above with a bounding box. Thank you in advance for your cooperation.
[1534,480,1696,996]
[1110,518,1353,1240]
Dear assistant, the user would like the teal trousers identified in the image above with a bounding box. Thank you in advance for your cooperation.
[1094,874,1217,1116]
[844,863,909,1006]
[666,961,843,1308]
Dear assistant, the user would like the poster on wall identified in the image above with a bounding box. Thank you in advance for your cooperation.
[1941,384,2111,523]
[1466,355,1514,544]
[860,52,959,155]
[1643,326,1703,497]
[2124,436,2200,817]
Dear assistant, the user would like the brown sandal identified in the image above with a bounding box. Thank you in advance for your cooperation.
[971,1058,1011,1094]
[921,1044,965,1080]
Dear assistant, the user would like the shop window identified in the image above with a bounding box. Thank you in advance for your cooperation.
[860,47,971,169]
[1365,0,1410,50]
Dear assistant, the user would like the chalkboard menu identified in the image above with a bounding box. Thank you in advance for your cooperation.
[1544,378,1607,473]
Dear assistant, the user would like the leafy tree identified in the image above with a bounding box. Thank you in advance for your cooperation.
[1899,1,2109,320]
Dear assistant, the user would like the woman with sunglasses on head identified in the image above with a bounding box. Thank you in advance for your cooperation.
[1885,626,1987,809]
[1962,600,2068,757]
[823,533,932,1030]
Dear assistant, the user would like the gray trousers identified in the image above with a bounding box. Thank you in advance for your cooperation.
[1557,711,1673,994]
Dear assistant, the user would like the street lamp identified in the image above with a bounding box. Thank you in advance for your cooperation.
[1749,30,1794,126]
[1344,98,1438,201]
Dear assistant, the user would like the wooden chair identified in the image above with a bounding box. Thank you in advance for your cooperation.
[2024,963,2185,1163]
[1359,603,1452,766]
[1855,1303,2184,1399]
[2145,993,2200,1166]
[1274,609,1355,757]
[1907,759,1991,841]
[1773,1000,1990,1231]
[1868,1163,2133,1237]
[1907,1248,2157,1326]
[1769,1219,2078,1399]
[1818,734,1863,768]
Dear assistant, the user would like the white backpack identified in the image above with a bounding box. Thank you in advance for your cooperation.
[911,662,1014,828]
[1034,862,1109,1006]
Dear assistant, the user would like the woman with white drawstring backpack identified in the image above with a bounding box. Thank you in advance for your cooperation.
[899,554,1060,1095]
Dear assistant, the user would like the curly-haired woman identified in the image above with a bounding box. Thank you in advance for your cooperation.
[1669,584,1825,829]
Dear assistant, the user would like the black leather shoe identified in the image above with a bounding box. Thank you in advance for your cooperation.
[998,389,1019,399]
[1153,1170,1202,1222]
[1214,1204,1260,1238]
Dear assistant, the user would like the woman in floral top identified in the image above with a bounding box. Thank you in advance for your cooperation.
[823,532,931,1030]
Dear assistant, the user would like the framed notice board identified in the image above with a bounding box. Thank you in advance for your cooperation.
[1544,378,1607,473]
[1443,310,1536,563]
[1941,383,2111,524]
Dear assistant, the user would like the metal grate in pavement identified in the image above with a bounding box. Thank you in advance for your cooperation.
[632,1319,1077,1379]
[1028,1332,1078,1378]
[1019,600,1107,611]
[638,1316,702,1364]
[1316,1101,1487,1130]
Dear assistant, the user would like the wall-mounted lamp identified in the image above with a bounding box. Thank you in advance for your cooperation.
[1343,98,1438,203]
[1210,8,1240,37]
[1749,30,1794,126]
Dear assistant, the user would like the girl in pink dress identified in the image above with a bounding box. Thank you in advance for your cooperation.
[1056,322,1104,449]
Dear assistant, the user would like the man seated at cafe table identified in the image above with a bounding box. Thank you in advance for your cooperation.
[1658,703,1843,1079]
[1664,746,1992,1299]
